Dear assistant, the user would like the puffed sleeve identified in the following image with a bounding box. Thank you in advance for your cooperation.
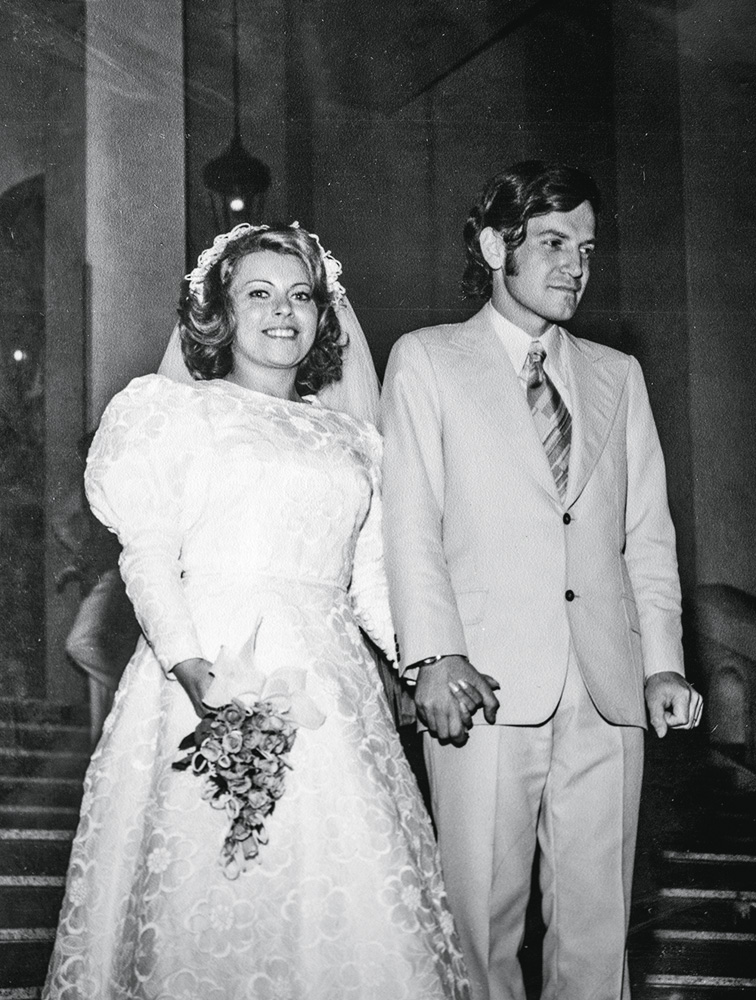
[348,423,397,665]
[84,374,209,676]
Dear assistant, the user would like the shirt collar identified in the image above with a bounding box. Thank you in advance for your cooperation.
[484,301,563,377]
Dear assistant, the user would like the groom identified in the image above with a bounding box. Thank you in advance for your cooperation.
[380,161,702,1000]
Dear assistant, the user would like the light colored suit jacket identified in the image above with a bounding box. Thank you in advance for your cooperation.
[380,306,685,728]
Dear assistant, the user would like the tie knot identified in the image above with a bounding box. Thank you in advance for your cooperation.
[528,341,546,364]
[525,342,546,386]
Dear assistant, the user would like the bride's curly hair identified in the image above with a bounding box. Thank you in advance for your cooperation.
[179,227,344,393]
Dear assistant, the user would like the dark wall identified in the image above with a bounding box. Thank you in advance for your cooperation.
[611,1,694,592]
[676,0,756,597]
[1,0,88,700]
[185,0,756,608]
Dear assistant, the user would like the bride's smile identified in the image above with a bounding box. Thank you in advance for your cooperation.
[227,249,318,383]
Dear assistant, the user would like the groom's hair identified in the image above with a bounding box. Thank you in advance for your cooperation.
[461,161,601,299]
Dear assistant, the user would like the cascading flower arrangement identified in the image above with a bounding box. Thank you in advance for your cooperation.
[173,622,325,879]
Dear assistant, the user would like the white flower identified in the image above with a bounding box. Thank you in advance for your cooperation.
[401,883,423,910]
[320,249,346,305]
[146,846,171,874]
[204,623,325,730]
[69,875,87,906]
[208,902,235,933]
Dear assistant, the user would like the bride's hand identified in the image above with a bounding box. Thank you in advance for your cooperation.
[172,657,214,717]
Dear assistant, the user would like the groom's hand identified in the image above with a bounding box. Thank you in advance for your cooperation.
[415,655,500,745]
[645,671,703,738]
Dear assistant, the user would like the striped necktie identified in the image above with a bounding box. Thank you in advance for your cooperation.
[524,342,571,499]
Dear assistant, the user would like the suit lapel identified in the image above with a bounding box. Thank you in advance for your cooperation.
[562,332,627,507]
[448,309,560,501]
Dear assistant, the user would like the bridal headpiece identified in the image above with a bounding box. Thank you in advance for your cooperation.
[186,222,347,307]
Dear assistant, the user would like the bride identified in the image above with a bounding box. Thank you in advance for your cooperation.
[44,223,470,1000]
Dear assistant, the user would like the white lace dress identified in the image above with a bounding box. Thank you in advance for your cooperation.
[44,375,469,1000]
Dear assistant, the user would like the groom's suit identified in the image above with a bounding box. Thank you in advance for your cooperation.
[381,302,684,1000]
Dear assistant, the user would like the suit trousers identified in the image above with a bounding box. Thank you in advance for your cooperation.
[424,653,644,1000]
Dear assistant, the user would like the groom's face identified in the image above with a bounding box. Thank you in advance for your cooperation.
[491,200,596,336]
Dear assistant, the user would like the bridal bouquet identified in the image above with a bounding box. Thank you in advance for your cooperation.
[173,623,325,878]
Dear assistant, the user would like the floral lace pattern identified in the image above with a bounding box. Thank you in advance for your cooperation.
[44,375,469,1000]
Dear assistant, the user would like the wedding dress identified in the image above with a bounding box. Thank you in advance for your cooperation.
[43,374,469,1000]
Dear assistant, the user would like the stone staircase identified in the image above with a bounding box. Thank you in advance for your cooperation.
[0,698,753,999]
[629,738,756,998]
[0,699,89,998]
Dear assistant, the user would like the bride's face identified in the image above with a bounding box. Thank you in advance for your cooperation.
[228,250,319,375]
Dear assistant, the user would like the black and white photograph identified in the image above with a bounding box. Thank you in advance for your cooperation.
[1,1,754,997]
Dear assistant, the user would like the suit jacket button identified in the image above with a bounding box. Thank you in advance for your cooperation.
[565,589,575,601]
[563,512,571,524]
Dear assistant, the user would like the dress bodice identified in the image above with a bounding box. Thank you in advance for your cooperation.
[85,375,393,672]
[175,379,374,591]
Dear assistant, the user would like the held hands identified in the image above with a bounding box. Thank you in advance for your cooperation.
[173,657,214,717]
[645,670,704,738]
[415,655,500,745]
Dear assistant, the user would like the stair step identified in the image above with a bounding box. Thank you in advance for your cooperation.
[660,888,756,903]
[0,777,84,809]
[0,877,66,887]
[681,834,756,855]
[656,888,756,929]
[0,806,80,831]
[645,973,756,996]
[692,802,756,826]
[0,700,88,728]
[642,938,756,977]
[0,831,74,842]
[664,851,756,864]
[0,748,90,780]
[673,814,756,840]
[0,929,55,943]
[0,883,65,929]
[660,859,756,893]
[0,834,74,877]
[0,723,90,754]
[652,929,756,944]
[682,784,756,810]
[645,897,756,932]
[0,938,54,989]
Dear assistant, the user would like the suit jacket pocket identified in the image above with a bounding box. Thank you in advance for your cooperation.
[455,589,488,626]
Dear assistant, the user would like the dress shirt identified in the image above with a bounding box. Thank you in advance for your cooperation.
[483,301,572,412]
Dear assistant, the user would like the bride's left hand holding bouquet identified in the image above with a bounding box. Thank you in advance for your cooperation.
[173,619,325,879]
